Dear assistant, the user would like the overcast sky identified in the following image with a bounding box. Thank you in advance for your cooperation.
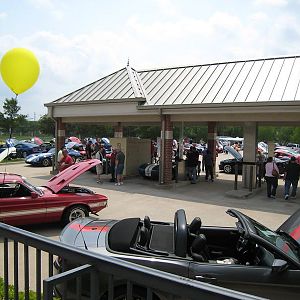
[1,0,300,119]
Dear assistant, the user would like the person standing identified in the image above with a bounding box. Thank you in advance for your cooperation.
[85,140,93,159]
[264,157,279,198]
[186,146,199,184]
[59,149,74,172]
[284,156,300,200]
[115,148,125,186]
[203,149,214,182]
[109,148,117,182]
[94,146,103,184]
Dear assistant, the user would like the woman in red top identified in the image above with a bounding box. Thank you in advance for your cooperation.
[59,149,74,172]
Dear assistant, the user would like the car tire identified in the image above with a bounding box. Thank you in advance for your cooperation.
[42,158,51,167]
[22,151,27,158]
[75,156,83,163]
[223,164,232,174]
[62,205,89,225]
[70,156,76,163]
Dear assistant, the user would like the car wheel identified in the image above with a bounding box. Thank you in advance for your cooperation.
[62,205,89,225]
[223,164,232,174]
[22,151,27,158]
[42,158,51,167]
[75,156,83,163]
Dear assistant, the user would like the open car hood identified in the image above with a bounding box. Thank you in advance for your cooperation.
[277,208,300,245]
[44,159,100,193]
[224,146,242,160]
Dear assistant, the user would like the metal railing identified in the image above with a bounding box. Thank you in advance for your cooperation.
[0,222,265,300]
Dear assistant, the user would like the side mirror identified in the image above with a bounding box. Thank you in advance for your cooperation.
[31,192,38,199]
[272,259,288,273]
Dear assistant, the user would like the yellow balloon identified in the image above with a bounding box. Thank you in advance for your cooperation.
[0,48,40,95]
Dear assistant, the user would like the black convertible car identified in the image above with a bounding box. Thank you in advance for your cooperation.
[219,146,289,174]
[55,208,300,299]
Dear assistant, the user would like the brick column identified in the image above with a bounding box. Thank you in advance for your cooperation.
[160,115,173,185]
[114,122,123,138]
[207,122,217,173]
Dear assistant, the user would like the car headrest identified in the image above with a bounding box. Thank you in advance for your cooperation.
[189,217,202,235]
[144,216,151,230]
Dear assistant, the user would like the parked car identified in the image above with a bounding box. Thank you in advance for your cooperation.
[25,148,84,167]
[0,159,108,226]
[0,144,17,159]
[286,143,300,149]
[275,148,300,164]
[54,208,300,299]
[138,162,177,180]
[219,146,288,174]
[14,142,42,158]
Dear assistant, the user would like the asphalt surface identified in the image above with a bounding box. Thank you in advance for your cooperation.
[2,153,299,233]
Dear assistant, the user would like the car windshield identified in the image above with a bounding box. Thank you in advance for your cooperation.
[23,179,43,196]
[246,216,300,263]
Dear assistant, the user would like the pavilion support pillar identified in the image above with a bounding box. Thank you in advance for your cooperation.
[54,118,66,172]
[207,122,217,174]
[114,122,123,138]
[242,122,258,189]
[159,115,173,185]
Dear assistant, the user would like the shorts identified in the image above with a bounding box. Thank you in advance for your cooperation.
[96,164,103,175]
[116,164,124,175]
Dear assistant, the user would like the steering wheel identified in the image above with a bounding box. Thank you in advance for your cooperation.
[174,209,188,257]
[236,235,257,264]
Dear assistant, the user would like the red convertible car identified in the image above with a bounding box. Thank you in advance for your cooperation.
[0,159,108,226]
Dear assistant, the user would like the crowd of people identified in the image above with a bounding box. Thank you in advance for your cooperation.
[265,155,300,200]
[185,145,214,184]
[57,139,126,186]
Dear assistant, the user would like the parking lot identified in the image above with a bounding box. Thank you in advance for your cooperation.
[2,153,299,237]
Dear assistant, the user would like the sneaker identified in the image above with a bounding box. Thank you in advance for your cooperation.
[290,195,296,199]
[115,183,121,186]
[270,195,276,199]
[285,194,289,200]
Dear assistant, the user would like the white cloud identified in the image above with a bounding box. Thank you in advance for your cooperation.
[1,3,300,117]
[254,0,288,6]
[0,12,7,19]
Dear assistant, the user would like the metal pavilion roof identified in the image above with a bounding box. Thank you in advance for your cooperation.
[49,55,300,107]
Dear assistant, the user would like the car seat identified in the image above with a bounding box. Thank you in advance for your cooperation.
[138,226,149,248]
[190,234,210,262]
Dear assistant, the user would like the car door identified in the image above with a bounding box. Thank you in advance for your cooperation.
[0,182,46,226]
[189,261,300,300]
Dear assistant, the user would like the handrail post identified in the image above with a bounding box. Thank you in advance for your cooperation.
[249,166,253,192]
[234,162,238,190]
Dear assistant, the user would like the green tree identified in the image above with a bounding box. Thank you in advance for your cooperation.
[38,115,55,135]
[0,98,27,136]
